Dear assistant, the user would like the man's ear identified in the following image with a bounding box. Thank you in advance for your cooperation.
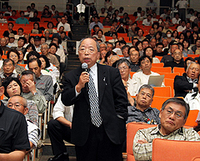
[0,86,5,98]
[24,107,29,115]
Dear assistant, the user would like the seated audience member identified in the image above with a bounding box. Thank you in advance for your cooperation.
[177,20,186,32]
[3,22,17,37]
[108,32,118,45]
[106,42,113,52]
[135,41,144,57]
[133,97,200,161]
[182,39,193,57]
[0,59,18,81]
[133,29,145,41]
[0,37,10,55]
[42,8,51,18]
[34,36,41,53]
[98,49,107,65]
[191,38,200,55]
[172,13,181,25]
[29,11,40,22]
[129,47,140,72]
[150,38,156,50]
[162,21,173,34]
[145,28,155,41]
[24,6,34,17]
[47,94,72,161]
[184,57,195,71]
[142,39,149,50]
[144,47,160,63]
[16,11,29,24]
[20,70,47,113]
[94,30,106,42]
[48,43,61,69]
[0,77,30,160]
[112,41,123,55]
[142,14,153,26]
[153,43,167,56]
[164,49,184,69]
[7,33,17,48]
[7,10,18,21]
[104,26,116,37]
[89,16,104,31]
[132,55,162,94]
[31,22,42,34]
[7,95,40,149]
[28,58,53,101]
[2,77,38,125]
[0,12,7,23]
[108,55,120,66]
[39,55,60,85]
[45,22,57,34]
[103,16,112,26]
[161,42,179,64]
[116,59,138,96]
[15,37,26,53]
[7,49,25,75]
[57,16,71,32]
[174,62,200,97]
[185,74,200,110]
[126,84,160,124]
[15,28,24,40]
[121,45,130,59]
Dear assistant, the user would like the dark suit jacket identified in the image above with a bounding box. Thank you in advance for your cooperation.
[174,73,198,97]
[61,64,128,146]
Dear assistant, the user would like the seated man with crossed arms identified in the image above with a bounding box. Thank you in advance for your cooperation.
[133,98,200,161]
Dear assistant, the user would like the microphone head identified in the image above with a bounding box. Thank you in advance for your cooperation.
[81,63,88,69]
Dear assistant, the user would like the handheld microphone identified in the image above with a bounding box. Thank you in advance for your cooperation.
[81,63,89,90]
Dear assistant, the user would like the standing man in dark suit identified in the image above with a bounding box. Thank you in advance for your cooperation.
[61,38,128,161]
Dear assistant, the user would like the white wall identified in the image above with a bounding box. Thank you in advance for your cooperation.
[8,0,200,13]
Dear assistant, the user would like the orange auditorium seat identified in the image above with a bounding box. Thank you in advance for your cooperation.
[164,72,180,79]
[173,67,185,75]
[164,78,174,96]
[127,122,156,161]
[151,96,171,110]
[185,110,199,127]
[152,63,164,67]
[130,72,135,78]
[153,86,172,97]
[151,67,171,74]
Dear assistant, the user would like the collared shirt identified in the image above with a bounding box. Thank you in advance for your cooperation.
[35,74,53,101]
[22,89,47,114]
[0,102,30,153]
[57,22,71,31]
[133,126,200,161]
[0,72,19,81]
[176,0,188,8]
[130,62,140,72]
[126,106,160,124]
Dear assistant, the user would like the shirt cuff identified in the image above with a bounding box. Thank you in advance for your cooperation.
[75,86,81,96]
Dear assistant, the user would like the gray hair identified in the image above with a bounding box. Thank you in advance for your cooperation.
[78,38,100,52]
[20,70,36,82]
[99,42,107,48]
[116,58,131,68]
[186,61,197,73]
[138,84,154,97]
[41,43,49,49]
[8,95,27,108]
[161,97,190,120]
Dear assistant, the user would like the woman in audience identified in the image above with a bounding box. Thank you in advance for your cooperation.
[2,77,38,126]
[44,21,57,34]
[152,22,159,33]
[17,49,25,64]
[41,8,51,18]
[24,43,36,61]
[154,31,162,43]
[172,30,179,42]
[135,41,144,56]
[39,55,60,85]
[94,29,106,42]
[144,46,160,63]
[31,22,42,34]
[29,36,35,45]
[182,39,194,57]
[108,32,118,44]
[185,30,192,44]
[111,13,118,22]
[166,30,174,43]
[191,31,199,44]
[7,49,25,75]
[179,33,185,43]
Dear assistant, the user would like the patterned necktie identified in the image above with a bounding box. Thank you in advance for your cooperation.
[88,70,102,127]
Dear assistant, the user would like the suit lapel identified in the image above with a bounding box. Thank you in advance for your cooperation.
[98,64,106,105]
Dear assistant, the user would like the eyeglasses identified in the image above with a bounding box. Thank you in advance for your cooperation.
[79,47,96,54]
[164,107,184,119]
[118,66,128,70]
[7,102,26,109]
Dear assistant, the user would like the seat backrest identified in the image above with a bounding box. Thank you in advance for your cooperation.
[151,67,171,73]
[184,110,199,127]
[130,72,135,78]
[153,86,172,97]
[164,78,174,96]
[152,138,200,161]
[151,96,171,110]
[127,122,156,161]
[152,63,164,68]
[164,72,180,79]
[173,67,185,75]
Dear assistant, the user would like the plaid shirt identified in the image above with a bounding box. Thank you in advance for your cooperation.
[133,126,200,161]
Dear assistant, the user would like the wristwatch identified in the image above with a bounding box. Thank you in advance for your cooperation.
[33,92,38,96]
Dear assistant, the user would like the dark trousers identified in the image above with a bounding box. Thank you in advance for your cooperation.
[47,119,71,155]
[75,124,123,161]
